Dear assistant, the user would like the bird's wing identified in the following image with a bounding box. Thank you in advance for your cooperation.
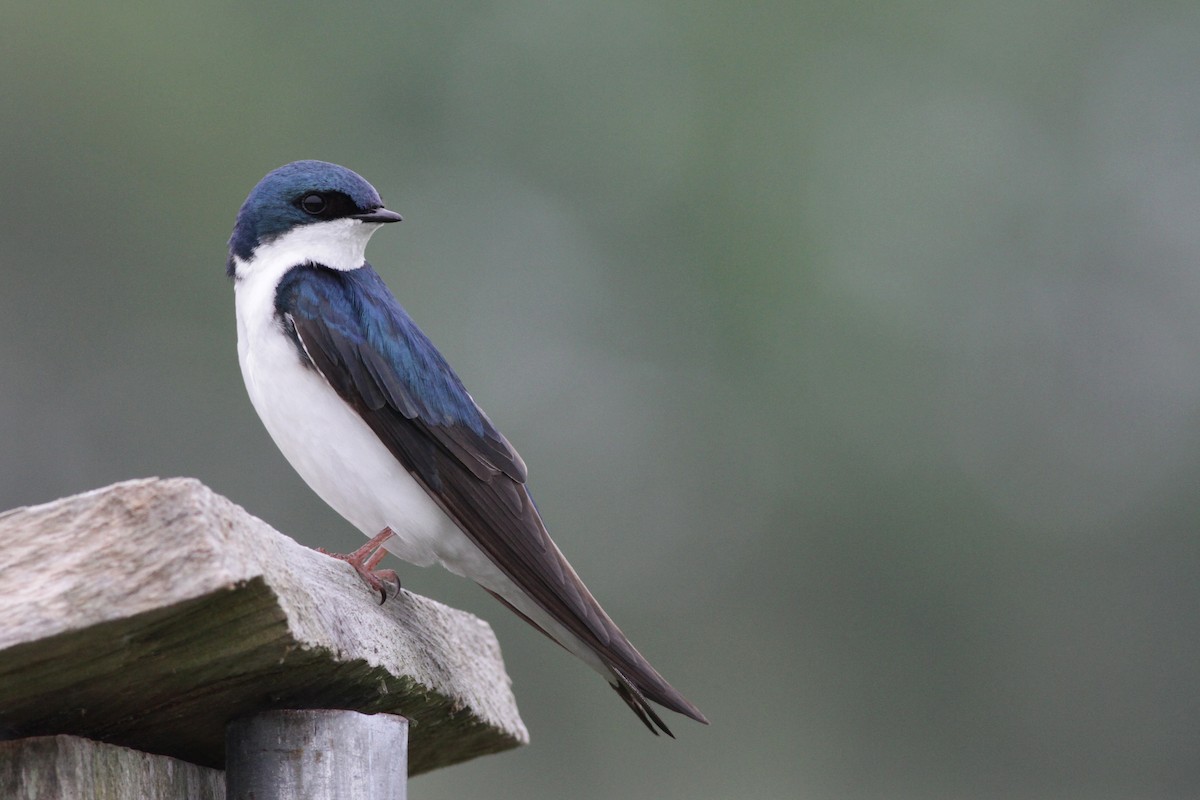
[276,263,704,731]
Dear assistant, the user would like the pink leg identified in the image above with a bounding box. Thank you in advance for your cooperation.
[318,527,401,604]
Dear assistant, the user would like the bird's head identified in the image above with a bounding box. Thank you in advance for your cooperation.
[227,160,402,279]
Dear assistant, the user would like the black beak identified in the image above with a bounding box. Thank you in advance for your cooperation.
[351,207,404,223]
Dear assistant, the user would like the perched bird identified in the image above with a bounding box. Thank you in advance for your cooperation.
[227,160,707,735]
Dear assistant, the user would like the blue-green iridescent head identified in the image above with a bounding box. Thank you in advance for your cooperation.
[227,160,401,275]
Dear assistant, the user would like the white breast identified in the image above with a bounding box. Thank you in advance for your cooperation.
[231,222,480,571]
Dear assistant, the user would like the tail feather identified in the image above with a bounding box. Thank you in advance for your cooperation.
[483,587,709,732]
[611,668,672,737]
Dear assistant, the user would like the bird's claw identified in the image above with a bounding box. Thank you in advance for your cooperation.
[318,527,401,604]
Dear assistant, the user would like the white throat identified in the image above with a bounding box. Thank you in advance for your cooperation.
[231,217,387,420]
[232,218,384,282]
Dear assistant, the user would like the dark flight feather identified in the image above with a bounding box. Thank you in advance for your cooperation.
[274,262,708,730]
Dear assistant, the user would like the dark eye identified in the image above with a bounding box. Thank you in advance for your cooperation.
[299,193,327,215]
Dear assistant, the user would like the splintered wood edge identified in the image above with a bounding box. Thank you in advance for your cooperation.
[0,478,528,774]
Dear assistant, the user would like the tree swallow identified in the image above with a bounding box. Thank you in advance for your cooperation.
[227,160,707,735]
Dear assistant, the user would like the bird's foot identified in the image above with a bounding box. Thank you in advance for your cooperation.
[318,527,401,604]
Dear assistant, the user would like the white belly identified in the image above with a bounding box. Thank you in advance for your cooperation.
[233,260,487,574]
[238,322,451,566]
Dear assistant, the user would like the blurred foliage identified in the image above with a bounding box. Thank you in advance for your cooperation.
[3,2,1199,798]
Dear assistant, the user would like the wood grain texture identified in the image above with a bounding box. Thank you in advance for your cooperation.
[0,478,527,775]
[0,735,224,800]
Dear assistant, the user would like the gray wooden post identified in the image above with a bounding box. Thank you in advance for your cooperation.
[227,710,409,800]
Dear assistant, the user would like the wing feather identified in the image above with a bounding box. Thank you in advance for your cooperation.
[275,262,705,726]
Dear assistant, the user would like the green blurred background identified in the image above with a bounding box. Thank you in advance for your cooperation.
[3,2,1198,798]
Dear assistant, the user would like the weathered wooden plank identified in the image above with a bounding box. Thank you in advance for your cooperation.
[0,478,527,775]
[0,735,224,799]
